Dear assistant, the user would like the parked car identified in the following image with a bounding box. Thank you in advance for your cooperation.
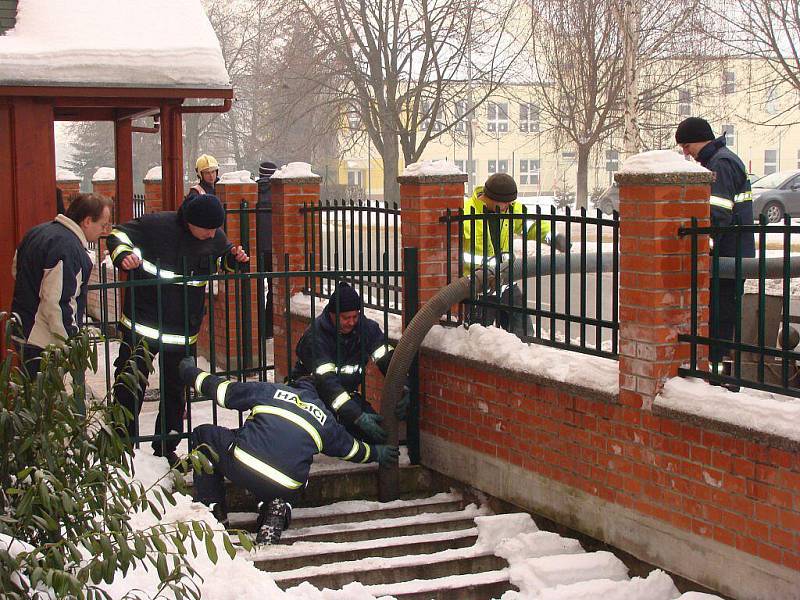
[593,184,619,215]
[751,169,800,223]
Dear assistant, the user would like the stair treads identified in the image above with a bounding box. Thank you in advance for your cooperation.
[360,569,513,600]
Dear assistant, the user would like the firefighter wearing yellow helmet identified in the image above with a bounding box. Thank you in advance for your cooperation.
[187,154,220,199]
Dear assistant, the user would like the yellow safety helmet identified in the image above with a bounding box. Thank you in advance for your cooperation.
[195,154,219,175]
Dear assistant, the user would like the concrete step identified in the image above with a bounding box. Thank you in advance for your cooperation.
[229,492,465,531]
[362,569,514,600]
[269,548,506,590]
[279,506,486,544]
[252,528,479,572]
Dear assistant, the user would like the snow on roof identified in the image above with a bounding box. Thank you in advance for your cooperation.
[619,149,708,174]
[0,0,231,90]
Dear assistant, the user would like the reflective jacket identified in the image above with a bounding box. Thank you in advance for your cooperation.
[292,300,393,425]
[199,376,376,491]
[697,136,755,258]
[462,186,551,276]
[184,178,217,201]
[11,215,94,349]
[106,210,236,346]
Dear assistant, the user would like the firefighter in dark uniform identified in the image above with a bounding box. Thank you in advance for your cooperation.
[106,194,249,463]
[185,154,220,200]
[292,282,410,444]
[177,357,400,544]
[676,117,755,370]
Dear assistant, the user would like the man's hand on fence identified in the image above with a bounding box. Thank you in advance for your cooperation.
[120,254,142,270]
[355,412,387,443]
[395,384,411,420]
[374,445,399,468]
[230,245,250,263]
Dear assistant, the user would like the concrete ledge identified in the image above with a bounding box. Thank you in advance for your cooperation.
[614,172,715,185]
[421,432,800,600]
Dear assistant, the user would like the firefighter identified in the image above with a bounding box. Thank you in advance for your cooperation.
[186,154,220,199]
[462,173,567,339]
[292,282,410,444]
[106,194,249,464]
[178,357,400,544]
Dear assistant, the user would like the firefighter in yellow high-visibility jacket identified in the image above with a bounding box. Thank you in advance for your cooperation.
[462,173,566,340]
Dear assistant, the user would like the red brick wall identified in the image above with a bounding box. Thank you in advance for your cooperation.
[57,180,80,209]
[143,179,163,213]
[419,351,800,572]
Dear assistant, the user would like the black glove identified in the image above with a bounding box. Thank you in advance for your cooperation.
[553,233,570,253]
[178,356,198,385]
[395,385,411,420]
[374,445,399,468]
[354,412,387,443]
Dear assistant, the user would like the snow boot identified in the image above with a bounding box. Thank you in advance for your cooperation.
[255,498,291,545]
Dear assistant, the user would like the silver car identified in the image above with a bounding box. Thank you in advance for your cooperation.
[751,169,800,223]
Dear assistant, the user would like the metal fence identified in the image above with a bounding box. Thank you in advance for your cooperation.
[678,216,800,397]
[440,206,620,359]
[300,199,403,315]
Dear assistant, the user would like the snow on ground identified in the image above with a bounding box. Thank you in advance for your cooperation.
[0,0,229,88]
[656,377,800,443]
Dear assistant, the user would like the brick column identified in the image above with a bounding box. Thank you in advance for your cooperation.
[143,168,163,213]
[616,170,713,410]
[56,174,81,210]
[91,169,116,202]
[397,173,466,313]
[271,175,321,381]
[197,180,260,370]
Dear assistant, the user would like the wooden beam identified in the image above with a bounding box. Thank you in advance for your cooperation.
[0,86,233,99]
[160,103,184,212]
[115,118,134,223]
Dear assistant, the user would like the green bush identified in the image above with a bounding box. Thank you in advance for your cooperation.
[0,322,246,599]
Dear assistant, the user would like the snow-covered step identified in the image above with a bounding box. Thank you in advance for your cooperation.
[359,569,514,600]
[269,546,506,590]
[279,505,488,544]
[229,492,465,531]
[252,528,479,571]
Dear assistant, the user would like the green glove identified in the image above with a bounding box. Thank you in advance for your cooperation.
[354,412,387,443]
[395,384,411,420]
[374,445,399,468]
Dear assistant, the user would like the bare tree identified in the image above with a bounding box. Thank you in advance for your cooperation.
[285,0,530,203]
[528,0,712,208]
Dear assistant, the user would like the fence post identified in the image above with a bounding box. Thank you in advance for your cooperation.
[271,172,321,382]
[397,173,466,308]
[616,170,713,410]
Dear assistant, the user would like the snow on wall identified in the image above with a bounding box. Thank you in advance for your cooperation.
[92,166,115,181]
[619,150,708,174]
[403,159,463,176]
[56,167,80,181]
[219,170,255,184]
[0,0,230,89]
[272,162,320,179]
[143,166,162,181]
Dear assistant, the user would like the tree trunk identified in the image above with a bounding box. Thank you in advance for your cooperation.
[576,143,591,210]
[382,132,401,205]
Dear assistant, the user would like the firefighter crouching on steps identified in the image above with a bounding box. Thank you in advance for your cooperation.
[106,194,249,465]
[178,357,400,544]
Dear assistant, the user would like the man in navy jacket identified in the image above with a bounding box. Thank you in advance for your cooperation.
[178,358,399,544]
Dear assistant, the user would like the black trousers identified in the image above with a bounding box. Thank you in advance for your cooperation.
[468,283,533,341]
[192,424,299,507]
[113,330,195,454]
[710,278,742,363]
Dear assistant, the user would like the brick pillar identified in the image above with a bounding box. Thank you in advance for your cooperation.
[92,173,116,202]
[271,175,321,381]
[616,170,713,410]
[197,180,260,370]
[397,173,466,315]
[144,171,163,213]
[56,176,81,210]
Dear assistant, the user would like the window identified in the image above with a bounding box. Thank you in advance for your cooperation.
[606,150,619,172]
[764,149,777,175]
[562,151,576,162]
[487,101,509,133]
[347,111,361,131]
[488,159,509,174]
[519,159,540,185]
[455,100,468,133]
[519,102,539,133]
[454,159,476,186]
[722,70,735,95]
[678,89,692,117]
[347,170,363,187]
[420,100,443,132]
[765,86,780,114]
[722,124,735,147]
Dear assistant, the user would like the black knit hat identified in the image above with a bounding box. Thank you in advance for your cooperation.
[483,173,517,202]
[183,194,225,229]
[328,282,362,313]
[675,117,714,144]
[259,161,278,179]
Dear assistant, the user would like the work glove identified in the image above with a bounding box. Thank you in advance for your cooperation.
[354,412,387,444]
[374,445,400,468]
[178,356,198,385]
[553,233,570,253]
[395,384,411,420]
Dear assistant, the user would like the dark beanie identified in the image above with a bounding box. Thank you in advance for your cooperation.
[183,194,225,229]
[259,161,278,179]
[483,173,517,202]
[675,117,714,144]
[328,282,362,313]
